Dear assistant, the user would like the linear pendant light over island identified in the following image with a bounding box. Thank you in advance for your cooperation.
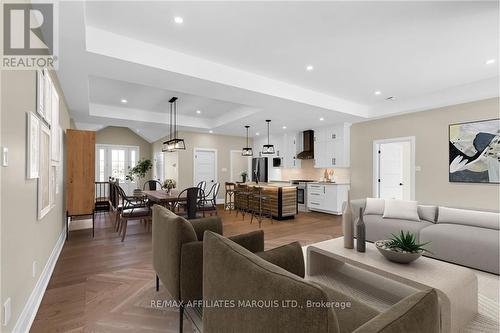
[242,125,253,156]
[261,119,275,154]
[162,97,186,152]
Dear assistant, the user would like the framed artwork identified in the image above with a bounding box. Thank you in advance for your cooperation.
[449,118,500,183]
[27,112,40,179]
[51,84,60,163]
[38,123,52,219]
[36,70,45,119]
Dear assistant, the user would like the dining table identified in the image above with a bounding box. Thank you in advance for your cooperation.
[142,189,192,217]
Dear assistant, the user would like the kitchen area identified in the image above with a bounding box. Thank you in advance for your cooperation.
[249,123,351,218]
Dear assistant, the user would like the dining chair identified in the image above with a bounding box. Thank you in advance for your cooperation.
[176,187,203,219]
[116,185,151,241]
[143,179,163,191]
[196,181,207,193]
[198,183,220,217]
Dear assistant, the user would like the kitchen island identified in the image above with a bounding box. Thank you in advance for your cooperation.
[241,182,297,220]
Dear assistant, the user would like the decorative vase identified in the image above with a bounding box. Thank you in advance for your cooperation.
[242,175,247,183]
[342,191,354,249]
[166,188,172,195]
[356,207,366,253]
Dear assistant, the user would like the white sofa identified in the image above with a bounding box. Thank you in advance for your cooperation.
[350,199,500,275]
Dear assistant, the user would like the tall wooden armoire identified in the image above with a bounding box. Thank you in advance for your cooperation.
[66,129,95,239]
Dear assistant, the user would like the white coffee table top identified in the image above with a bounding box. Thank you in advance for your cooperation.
[307,237,477,301]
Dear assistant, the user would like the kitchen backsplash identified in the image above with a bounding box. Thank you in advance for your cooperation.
[280,159,351,183]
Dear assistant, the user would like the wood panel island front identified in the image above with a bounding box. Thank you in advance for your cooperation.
[239,182,297,220]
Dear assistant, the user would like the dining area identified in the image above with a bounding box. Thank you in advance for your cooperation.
[108,178,221,241]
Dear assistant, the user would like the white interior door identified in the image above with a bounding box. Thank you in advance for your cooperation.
[378,142,404,200]
[194,149,217,191]
[95,145,139,195]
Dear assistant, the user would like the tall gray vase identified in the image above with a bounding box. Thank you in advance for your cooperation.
[356,207,366,253]
[342,191,354,249]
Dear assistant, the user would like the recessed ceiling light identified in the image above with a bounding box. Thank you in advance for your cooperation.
[196,110,202,114]
[120,99,128,103]
[282,126,287,129]
[319,117,324,121]
[255,132,260,136]
[486,59,496,65]
[174,16,184,24]
[306,65,314,71]
[209,130,213,134]
[374,91,381,95]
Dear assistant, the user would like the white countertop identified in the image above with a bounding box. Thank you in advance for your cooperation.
[308,181,351,185]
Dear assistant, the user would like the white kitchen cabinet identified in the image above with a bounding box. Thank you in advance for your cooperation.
[313,123,351,168]
[283,132,301,168]
[307,183,349,215]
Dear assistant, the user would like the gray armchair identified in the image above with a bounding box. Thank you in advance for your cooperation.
[202,231,440,333]
[151,205,264,333]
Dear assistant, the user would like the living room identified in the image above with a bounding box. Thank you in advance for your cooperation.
[1,1,499,333]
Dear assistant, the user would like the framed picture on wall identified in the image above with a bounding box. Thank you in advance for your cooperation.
[449,118,500,184]
[27,112,40,179]
[36,70,45,119]
[38,122,52,220]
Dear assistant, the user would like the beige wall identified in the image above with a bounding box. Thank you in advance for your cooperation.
[1,70,71,332]
[95,126,152,182]
[350,98,500,210]
[152,131,250,199]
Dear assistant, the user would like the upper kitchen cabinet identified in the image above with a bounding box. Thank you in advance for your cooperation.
[313,123,351,168]
[283,132,302,168]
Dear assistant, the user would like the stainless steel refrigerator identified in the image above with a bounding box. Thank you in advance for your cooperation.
[252,157,268,183]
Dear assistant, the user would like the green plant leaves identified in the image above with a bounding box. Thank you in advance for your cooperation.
[386,230,431,254]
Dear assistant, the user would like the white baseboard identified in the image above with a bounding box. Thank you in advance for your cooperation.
[12,225,66,333]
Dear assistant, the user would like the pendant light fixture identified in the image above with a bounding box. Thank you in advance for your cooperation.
[162,97,186,152]
[261,119,275,154]
[242,125,253,156]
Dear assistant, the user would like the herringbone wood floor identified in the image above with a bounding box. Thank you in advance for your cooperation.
[30,207,342,332]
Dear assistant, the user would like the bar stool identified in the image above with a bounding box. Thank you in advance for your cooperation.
[224,182,236,212]
[234,184,251,220]
[250,186,272,228]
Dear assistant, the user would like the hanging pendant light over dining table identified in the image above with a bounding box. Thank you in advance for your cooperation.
[242,125,253,156]
[162,97,186,152]
[261,119,275,154]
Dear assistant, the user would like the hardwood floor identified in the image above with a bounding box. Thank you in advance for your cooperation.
[30,207,342,332]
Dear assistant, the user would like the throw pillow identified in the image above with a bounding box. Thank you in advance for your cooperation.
[417,205,438,223]
[364,198,385,215]
[383,199,420,221]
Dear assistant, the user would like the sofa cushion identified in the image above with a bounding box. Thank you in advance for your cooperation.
[417,205,437,223]
[437,206,500,230]
[363,215,433,242]
[364,198,385,215]
[383,200,420,222]
[420,223,500,274]
[152,205,198,300]
[256,241,305,278]
[353,289,439,333]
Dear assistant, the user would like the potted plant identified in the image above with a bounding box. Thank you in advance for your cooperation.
[125,159,153,196]
[162,179,177,195]
[241,170,248,183]
[375,231,431,264]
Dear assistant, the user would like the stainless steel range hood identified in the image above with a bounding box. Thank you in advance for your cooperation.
[297,130,314,160]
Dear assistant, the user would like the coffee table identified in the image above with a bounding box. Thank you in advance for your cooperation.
[306,237,478,333]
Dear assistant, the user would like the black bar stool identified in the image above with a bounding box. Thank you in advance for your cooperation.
[250,186,272,228]
[234,184,252,220]
[224,182,236,212]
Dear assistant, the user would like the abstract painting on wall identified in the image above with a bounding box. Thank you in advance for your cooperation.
[449,118,500,183]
